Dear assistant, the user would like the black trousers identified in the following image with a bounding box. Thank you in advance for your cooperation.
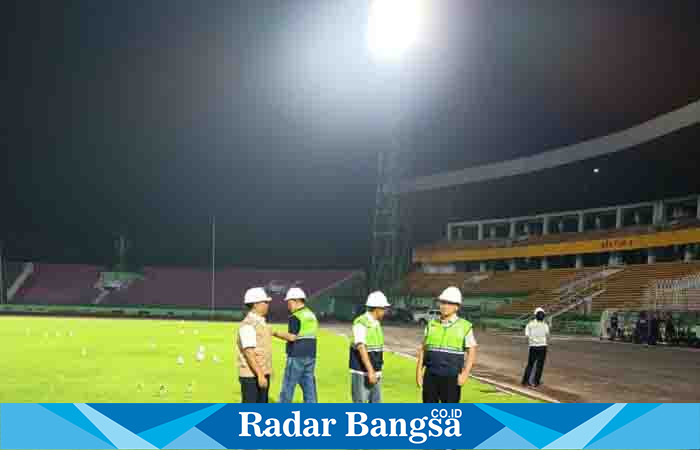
[240,375,270,403]
[522,346,547,386]
[422,372,461,403]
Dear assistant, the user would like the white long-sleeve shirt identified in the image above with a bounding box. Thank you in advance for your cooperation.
[525,320,550,347]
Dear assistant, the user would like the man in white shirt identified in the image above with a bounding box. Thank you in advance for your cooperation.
[237,287,273,403]
[349,291,390,403]
[522,307,550,388]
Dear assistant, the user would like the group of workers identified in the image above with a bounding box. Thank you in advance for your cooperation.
[236,284,549,403]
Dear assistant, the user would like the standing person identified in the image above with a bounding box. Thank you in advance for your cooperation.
[349,291,390,403]
[649,313,659,345]
[274,287,319,403]
[416,286,478,403]
[609,312,619,341]
[665,314,676,345]
[237,287,273,403]
[521,307,550,388]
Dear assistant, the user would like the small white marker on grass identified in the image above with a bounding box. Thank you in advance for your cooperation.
[81,347,88,357]
[176,355,185,366]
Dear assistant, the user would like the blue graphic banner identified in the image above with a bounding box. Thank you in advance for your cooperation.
[1,403,698,449]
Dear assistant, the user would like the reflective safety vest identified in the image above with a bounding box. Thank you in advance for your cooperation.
[349,313,384,373]
[293,306,319,339]
[287,306,318,357]
[423,318,472,377]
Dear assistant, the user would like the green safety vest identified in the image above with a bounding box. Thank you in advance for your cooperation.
[292,307,318,340]
[349,313,384,372]
[423,317,472,376]
[354,313,384,351]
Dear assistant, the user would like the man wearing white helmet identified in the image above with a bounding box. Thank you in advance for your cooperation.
[237,287,273,403]
[522,307,550,388]
[416,286,478,403]
[273,287,319,403]
[349,291,390,403]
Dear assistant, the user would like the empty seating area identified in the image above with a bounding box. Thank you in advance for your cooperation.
[405,263,700,318]
[97,266,359,320]
[494,262,700,316]
[7,264,359,319]
[465,268,595,295]
[403,267,595,297]
[13,264,101,305]
[591,262,700,313]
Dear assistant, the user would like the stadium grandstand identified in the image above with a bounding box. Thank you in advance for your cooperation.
[393,99,700,333]
[1,263,364,322]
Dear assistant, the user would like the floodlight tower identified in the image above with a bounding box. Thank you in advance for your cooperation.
[367,0,427,291]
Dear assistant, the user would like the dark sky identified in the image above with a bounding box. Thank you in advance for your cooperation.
[3,0,699,269]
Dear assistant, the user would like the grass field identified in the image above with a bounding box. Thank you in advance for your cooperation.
[0,316,535,403]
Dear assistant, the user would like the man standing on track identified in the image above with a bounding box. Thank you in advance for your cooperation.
[416,286,478,403]
[522,306,550,388]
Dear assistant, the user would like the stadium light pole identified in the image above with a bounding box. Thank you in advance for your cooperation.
[0,240,6,304]
[211,215,216,313]
[367,0,427,291]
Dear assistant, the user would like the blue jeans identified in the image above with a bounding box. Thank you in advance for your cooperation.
[351,373,382,403]
[279,356,317,403]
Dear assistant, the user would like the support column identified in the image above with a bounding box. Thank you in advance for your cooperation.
[447,224,453,241]
[653,201,665,225]
[509,259,516,272]
[616,208,623,228]
[697,195,700,220]
[541,257,549,270]
[479,262,487,273]
[608,252,617,266]
[684,246,693,262]
[578,213,585,232]
[647,248,656,264]
[575,255,584,269]
[477,223,484,240]
[509,221,516,239]
[542,216,550,235]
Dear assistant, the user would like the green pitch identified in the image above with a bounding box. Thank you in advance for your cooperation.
[0,316,535,403]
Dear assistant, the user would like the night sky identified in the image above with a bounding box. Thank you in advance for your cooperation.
[3,0,700,269]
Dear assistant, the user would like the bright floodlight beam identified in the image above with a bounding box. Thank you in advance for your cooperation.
[367,0,426,61]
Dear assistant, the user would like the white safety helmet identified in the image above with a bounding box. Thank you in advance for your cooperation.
[438,286,462,305]
[365,291,391,308]
[284,287,307,301]
[244,287,272,305]
[534,307,546,315]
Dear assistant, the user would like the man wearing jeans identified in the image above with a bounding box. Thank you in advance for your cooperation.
[349,291,390,403]
[273,287,319,403]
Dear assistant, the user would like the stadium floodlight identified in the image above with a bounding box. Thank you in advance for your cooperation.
[367,0,427,61]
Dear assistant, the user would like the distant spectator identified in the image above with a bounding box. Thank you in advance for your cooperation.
[665,315,676,345]
[635,312,649,344]
[609,313,619,341]
[649,313,659,345]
